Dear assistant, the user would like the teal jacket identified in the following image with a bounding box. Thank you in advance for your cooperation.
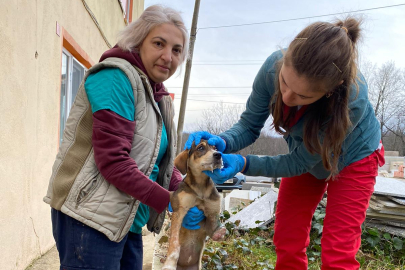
[220,50,381,179]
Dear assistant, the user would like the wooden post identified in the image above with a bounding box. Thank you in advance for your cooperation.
[176,0,201,155]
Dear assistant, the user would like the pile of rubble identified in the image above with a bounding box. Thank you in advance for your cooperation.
[220,176,405,238]
[366,176,405,237]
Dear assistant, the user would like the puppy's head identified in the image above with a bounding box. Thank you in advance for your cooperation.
[175,140,222,175]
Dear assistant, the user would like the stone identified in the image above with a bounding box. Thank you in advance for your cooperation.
[388,196,405,205]
[245,176,274,183]
[383,156,405,172]
[369,196,405,216]
[228,197,252,211]
[228,189,278,228]
[390,161,404,173]
[365,222,405,238]
[366,218,405,228]
[242,182,273,190]
[369,199,385,211]
[224,190,261,211]
[371,195,405,209]
[367,208,405,222]
[373,208,405,217]
[250,186,274,194]
[378,170,390,177]
[374,176,405,198]
[385,151,399,156]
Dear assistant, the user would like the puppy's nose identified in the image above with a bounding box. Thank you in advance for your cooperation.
[213,152,221,160]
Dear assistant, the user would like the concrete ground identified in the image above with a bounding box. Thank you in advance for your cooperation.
[25,229,155,270]
[25,246,59,270]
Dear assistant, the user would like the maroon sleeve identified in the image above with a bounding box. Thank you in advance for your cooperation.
[92,109,170,213]
[169,166,183,191]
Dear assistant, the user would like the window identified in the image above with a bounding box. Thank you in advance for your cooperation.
[119,0,132,23]
[60,49,87,143]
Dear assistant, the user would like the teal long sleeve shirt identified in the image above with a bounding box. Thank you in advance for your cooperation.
[220,50,381,179]
[85,68,169,234]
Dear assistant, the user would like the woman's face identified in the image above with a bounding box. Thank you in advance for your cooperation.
[139,23,184,83]
[279,63,325,107]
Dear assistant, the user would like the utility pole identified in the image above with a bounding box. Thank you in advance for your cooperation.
[176,0,201,155]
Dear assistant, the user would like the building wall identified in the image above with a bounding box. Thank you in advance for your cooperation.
[0,1,144,269]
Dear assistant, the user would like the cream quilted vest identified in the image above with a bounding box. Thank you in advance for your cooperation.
[43,57,176,242]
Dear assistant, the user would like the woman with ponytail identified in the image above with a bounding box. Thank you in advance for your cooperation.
[186,17,384,269]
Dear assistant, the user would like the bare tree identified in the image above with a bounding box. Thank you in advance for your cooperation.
[383,109,405,155]
[237,133,288,156]
[189,102,288,156]
[359,60,376,92]
[194,102,245,134]
[365,61,405,143]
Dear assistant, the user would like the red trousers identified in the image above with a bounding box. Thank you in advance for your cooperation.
[274,151,382,270]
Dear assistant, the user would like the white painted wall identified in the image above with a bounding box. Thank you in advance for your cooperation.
[0,1,144,269]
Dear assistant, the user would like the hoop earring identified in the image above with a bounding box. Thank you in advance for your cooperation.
[326,92,333,98]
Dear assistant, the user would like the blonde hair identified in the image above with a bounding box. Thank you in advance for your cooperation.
[117,5,189,63]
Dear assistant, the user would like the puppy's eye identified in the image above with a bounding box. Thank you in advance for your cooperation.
[212,146,217,150]
[197,145,204,151]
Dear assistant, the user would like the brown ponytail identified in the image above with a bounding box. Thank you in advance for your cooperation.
[271,17,362,179]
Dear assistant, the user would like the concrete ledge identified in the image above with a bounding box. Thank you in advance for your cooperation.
[242,182,273,190]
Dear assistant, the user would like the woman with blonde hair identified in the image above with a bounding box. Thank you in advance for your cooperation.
[44,5,203,270]
[186,17,384,269]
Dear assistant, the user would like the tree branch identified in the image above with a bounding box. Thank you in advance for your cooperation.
[383,123,405,144]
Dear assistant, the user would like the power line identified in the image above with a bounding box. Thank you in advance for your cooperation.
[199,3,405,30]
[193,63,262,65]
[174,98,246,105]
[194,60,264,62]
[175,109,206,112]
[167,86,252,88]
[194,60,264,63]
[175,93,250,96]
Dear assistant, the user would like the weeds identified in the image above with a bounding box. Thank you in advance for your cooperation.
[202,204,405,270]
[203,212,275,269]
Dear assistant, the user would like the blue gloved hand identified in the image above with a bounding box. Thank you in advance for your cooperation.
[168,203,205,230]
[184,131,226,152]
[204,153,246,184]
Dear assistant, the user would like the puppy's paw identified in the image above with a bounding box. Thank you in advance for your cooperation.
[211,227,226,241]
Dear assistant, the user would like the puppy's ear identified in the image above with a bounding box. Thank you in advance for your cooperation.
[174,150,188,175]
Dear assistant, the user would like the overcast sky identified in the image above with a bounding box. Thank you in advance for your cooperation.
[144,0,405,131]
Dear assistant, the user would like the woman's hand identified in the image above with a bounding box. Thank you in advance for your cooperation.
[168,203,205,230]
[204,153,246,184]
[184,131,226,152]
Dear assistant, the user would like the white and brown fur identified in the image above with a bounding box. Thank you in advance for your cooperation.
[162,140,226,270]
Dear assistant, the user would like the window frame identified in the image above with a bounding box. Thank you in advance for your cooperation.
[119,0,132,23]
[59,48,87,143]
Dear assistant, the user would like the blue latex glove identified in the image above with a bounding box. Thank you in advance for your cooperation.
[184,131,226,152]
[168,203,205,230]
[204,153,245,184]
